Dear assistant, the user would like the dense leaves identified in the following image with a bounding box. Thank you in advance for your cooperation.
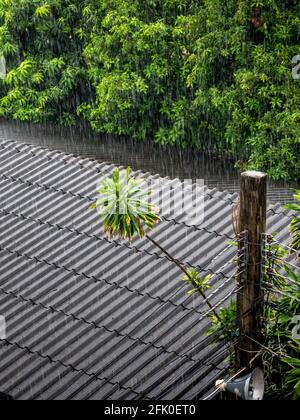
[266,266,300,400]
[0,0,89,125]
[1,0,300,179]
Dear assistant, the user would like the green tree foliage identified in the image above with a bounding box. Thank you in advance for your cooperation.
[1,0,300,179]
[0,0,89,124]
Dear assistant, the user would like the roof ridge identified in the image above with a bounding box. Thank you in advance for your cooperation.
[0,137,292,217]
[0,137,240,206]
[0,170,236,239]
[0,166,292,247]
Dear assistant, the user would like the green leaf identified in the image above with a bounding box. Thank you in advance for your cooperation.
[35,4,50,18]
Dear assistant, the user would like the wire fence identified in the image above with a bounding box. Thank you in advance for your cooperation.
[200,230,300,400]
[262,233,300,298]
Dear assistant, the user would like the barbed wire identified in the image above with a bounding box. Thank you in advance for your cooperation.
[244,335,294,363]
[262,282,300,303]
[263,235,300,257]
[200,247,246,284]
[262,233,300,290]
[262,268,300,288]
[205,271,245,302]
[264,256,300,273]
[202,244,237,274]
[198,286,242,323]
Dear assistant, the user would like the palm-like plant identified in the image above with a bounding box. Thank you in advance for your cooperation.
[91,167,160,240]
[91,167,220,320]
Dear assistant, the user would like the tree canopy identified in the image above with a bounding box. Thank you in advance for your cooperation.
[0,0,300,180]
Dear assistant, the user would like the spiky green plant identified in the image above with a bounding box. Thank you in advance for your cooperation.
[91,167,220,321]
[91,167,160,240]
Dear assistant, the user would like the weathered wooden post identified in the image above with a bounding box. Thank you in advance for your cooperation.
[236,171,267,371]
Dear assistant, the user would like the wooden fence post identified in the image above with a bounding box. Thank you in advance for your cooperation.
[236,171,267,371]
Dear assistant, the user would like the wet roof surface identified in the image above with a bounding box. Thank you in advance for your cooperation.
[0,120,297,204]
[0,138,293,400]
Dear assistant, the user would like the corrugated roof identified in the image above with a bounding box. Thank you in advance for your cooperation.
[0,138,294,400]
